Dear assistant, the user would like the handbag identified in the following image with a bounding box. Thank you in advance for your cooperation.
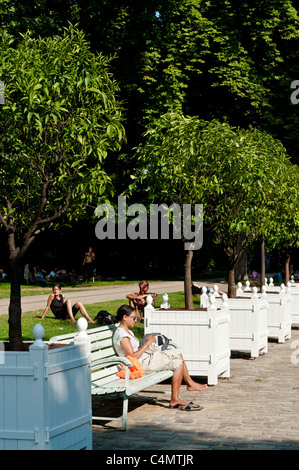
[116,355,144,379]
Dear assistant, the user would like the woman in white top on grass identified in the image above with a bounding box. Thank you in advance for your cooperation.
[113,304,207,411]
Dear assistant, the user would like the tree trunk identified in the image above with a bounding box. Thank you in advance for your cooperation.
[260,234,265,292]
[8,254,23,350]
[284,252,291,284]
[184,249,194,309]
[227,265,236,298]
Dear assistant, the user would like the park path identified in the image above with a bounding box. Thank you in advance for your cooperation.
[0,279,227,315]
[92,325,299,451]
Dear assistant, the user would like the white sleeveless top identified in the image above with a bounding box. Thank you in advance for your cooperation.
[113,327,149,361]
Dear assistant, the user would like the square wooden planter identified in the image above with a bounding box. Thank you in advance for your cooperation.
[215,295,268,357]
[288,284,299,325]
[144,301,230,385]
[0,324,92,450]
[239,286,292,343]
[267,283,299,325]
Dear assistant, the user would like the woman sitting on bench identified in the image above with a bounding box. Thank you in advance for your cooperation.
[113,304,207,411]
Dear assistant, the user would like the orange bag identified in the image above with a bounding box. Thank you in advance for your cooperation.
[116,356,144,379]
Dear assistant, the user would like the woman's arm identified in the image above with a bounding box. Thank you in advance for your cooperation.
[41,294,54,319]
[120,335,156,360]
[126,293,140,300]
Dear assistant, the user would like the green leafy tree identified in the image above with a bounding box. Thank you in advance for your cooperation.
[203,125,291,296]
[135,112,291,301]
[134,113,216,309]
[265,164,299,283]
[2,1,299,161]
[0,27,125,349]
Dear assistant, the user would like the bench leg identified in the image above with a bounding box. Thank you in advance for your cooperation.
[121,392,129,431]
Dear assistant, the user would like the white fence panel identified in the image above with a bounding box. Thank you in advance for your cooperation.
[289,285,299,325]
[239,285,292,343]
[0,325,92,450]
[144,301,230,385]
[215,295,268,357]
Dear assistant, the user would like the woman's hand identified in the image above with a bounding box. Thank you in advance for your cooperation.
[144,335,156,346]
[120,334,157,360]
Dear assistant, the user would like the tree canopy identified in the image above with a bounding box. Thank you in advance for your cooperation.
[1,1,299,162]
[0,0,298,311]
[135,112,292,298]
[0,26,125,348]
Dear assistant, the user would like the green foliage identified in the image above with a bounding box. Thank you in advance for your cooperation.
[135,112,292,265]
[0,25,126,347]
[266,163,299,251]
[0,26,125,247]
[0,291,187,342]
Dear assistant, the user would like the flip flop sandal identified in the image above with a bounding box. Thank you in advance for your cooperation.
[170,402,203,411]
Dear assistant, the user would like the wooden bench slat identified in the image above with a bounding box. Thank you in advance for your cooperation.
[91,338,113,351]
[91,349,115,363]
[91,366,120,382]
[49,324,177,430]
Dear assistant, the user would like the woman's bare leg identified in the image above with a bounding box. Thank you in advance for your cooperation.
[179,354,207,391]
[74,301,95,323]
[66,299,76,323]
[170,362,189,408]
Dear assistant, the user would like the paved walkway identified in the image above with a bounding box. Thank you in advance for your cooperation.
[0,279,225,315]
[92,326,299,451]
[3,279,297,451]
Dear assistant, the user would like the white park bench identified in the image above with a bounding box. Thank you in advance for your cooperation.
[49,320,178,430]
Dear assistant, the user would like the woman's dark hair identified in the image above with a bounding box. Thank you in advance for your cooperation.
[116,304,134,322]
[53,284,61,290]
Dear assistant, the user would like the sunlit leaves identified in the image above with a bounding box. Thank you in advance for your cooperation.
[0,26,125,237]
[135,111,292,260]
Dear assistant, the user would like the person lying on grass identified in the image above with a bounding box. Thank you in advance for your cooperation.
[113,304,207,411]
[41,284,95,324]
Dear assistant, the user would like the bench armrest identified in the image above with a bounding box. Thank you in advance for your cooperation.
[91,356,132,371]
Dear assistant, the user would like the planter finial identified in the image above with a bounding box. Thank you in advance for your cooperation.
[261,285,267,297]
[236,282,243,297]
[244,280,251,292]
[160,293,170,309]
[213,285,220,297]
[252,286,258,298]
[30,324,47,349]
[76,317,88,335]
[208,294,217,311]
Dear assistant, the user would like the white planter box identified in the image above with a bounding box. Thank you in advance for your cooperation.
[144,302,230,385]
[266,291,292,342]
[239,287,292,343]
[0,324,92,450]
[289,286,299,325]
[266,284,299,325]
[215,296,268,357]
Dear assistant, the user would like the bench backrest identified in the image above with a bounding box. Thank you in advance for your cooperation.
[49,324,117,365]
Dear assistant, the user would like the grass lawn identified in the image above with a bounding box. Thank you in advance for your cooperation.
[0,291,192,343]
[0,279,150,299]
[0,277,188,299]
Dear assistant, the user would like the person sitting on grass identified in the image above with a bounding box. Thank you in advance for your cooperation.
[126,280,157,321]
[113,304,207,411]
[41,284,95,323]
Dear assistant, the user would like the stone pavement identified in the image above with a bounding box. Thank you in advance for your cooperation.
[2,279,297,452]
[92,325,299,451]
